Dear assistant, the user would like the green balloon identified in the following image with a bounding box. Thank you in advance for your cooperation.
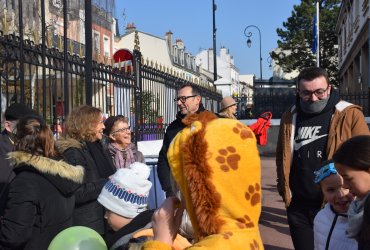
[48,226,107,250]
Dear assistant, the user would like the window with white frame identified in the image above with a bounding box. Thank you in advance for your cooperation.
[180,50,184,65]
[103,35,110,57]
[93,31,100,54]
[173,47,178,63]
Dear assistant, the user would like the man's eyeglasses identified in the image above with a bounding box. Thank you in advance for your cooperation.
[174,95,197,103]
[111,126,131,134]
[299,86,329,99]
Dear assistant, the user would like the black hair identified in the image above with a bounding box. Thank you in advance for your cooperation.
[333,135,370,171]
[179,83,201,96]
[297,67,329,88]
[15,114,58,158]
[4,103,38,121]
[359,194,370,244]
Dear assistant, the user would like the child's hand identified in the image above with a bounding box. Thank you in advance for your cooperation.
[152,197,184,246]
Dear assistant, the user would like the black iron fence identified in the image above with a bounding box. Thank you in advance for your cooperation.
[245,83,369,119]
[253,87,296,119]
[237,80,296,119]
[340,93,369,116]
[0,32,222,142]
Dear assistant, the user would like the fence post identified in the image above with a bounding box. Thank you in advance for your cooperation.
[18,0,24,104]
[85,0,92,106]
[133,31,142,145]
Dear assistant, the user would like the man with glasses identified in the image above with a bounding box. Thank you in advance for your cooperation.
[157,83,205,198]
[0,103,38,215]
[276,67,369,250]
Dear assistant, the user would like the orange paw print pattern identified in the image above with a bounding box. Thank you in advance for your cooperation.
[222,232,233,239]
[233,123,253,140]
[250,239,260,250]
[216,146,241,172]
[236,214,254,229]
[245,183,261,206]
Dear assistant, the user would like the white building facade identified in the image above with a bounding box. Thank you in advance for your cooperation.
[196,47,241,97]
[115,26,207,83]
[336,0,369,116]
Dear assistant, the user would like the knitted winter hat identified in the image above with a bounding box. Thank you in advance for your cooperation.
[167,111,262,247]
[104,116,119,135]
[98,162,152,218]
[220,96,237,111]
[103,115,127,135]
[5,103,38,121]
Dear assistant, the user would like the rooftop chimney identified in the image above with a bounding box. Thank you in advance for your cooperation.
[125,23,136,34]
[176,39,184,49]
[165,30,173,54]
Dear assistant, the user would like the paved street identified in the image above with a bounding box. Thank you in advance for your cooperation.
[259,157,294,250]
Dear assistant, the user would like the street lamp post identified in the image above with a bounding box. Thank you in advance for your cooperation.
[244,25,262,80]
[212,0,217,83]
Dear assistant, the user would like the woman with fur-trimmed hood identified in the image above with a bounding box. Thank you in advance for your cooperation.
[0,115,84,250]
[143,111,264,250]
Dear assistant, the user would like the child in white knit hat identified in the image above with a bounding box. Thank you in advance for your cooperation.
[98,162,190,250]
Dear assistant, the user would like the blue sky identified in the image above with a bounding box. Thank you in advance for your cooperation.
[115,1,301,79]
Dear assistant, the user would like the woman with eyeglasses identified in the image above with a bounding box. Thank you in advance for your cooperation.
[103,115,145,169]
[57,105,115,237]
[0,115,84,249]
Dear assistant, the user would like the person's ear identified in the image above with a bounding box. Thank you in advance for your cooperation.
[195,95,201,103]
[109,134,116,141]
[4,121,14,133]
[327,84,332,95]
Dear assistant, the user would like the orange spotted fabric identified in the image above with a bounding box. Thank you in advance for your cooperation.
[144,111,264,250]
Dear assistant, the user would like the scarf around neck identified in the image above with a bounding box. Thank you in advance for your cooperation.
[108,143,135,169]
[347,193,370,238]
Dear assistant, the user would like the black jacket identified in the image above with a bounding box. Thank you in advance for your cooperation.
[0,130,16,216]
[0,151,84,250]
[157,103,206,197]
[58,138,115,235]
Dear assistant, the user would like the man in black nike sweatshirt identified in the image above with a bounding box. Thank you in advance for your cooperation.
[276,67,369,250]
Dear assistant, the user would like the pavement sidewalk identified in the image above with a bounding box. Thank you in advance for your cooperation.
[259,157,294,250]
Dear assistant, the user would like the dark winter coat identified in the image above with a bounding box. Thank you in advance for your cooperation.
[0,130,16,216]
[0,151,84,250]
[157,103,206,197]
[58,138,116,235]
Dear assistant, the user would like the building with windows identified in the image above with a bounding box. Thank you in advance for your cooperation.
[239,75,254,105]
[336,0,369,114]
[196,47,241,97]
[0,0,116,117]
[0,0,115,63]
[114,25,214,86]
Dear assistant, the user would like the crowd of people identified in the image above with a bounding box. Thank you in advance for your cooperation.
[0,67,369,250]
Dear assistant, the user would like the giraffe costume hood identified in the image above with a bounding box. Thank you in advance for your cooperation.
[145,111,263,250]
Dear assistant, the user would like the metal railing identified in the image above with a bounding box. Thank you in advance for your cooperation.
[340,93,369,116]
[0,32,222,142]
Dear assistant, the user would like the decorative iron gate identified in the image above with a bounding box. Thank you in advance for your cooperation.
[0,31,222,142]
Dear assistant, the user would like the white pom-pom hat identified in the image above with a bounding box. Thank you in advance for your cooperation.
[98,162,152,218]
